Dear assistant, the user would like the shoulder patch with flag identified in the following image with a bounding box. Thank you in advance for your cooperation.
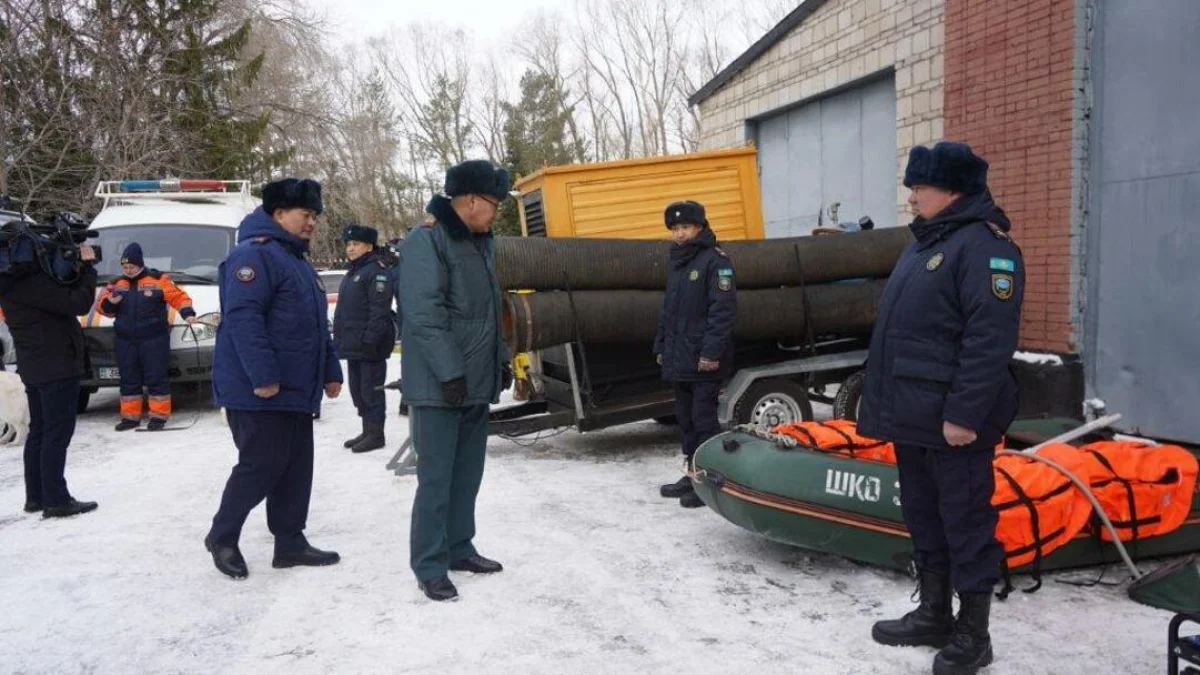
[989,257,1016,273]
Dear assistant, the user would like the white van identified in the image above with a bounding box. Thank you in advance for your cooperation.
[79,180,255,410]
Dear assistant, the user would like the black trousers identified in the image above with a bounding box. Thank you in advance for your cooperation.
[673,380,722,459]
[24,377,81,506]
[208,410,315,552]
[895,444,1004,593]
[347,359,388,424]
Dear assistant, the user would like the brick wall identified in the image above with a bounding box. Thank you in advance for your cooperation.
[943,0,1077,352]
[697,0,945,225]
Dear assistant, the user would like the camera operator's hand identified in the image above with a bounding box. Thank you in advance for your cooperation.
[254,383,281,399]
[79,244,96,262]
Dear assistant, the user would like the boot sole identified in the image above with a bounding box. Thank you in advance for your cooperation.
[272,557,341,569]
[42,504,99,519]
[932,645,993,675]
[871,625,952,649]
[351,445,385,454]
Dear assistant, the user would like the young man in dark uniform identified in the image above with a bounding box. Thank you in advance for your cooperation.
[653,200,737,509]
[858,142,1024,675]
[333,224,396,453]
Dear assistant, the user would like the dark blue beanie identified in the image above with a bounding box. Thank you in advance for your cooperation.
[121,242,144,267]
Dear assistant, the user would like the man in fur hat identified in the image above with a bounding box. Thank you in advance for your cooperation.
[653,200,737,509]
[205,178,344,580]
[399,159,513,602]
[333,224,395,453]
[858,142,1024,675]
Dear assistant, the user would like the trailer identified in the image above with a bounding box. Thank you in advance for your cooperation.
[388,335,868,475]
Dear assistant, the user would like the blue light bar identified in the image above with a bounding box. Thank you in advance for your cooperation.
[120,180,165,192]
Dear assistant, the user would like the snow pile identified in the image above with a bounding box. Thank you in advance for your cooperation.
[1012,351,1065,366]
[0,360,1175,674]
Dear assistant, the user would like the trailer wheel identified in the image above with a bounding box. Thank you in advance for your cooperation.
[733,378,813,431]
[833,369,866,421]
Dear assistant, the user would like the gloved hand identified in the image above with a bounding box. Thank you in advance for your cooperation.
[501,364,514,391]
[442,377,468,406]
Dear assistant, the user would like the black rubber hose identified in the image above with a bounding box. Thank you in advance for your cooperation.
[503,280,886,352]
[495,228,911,291]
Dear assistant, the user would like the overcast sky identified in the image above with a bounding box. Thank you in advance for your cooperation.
[309,0,576,48]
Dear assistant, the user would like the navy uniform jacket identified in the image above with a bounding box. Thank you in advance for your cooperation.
[857,191,1024,451]
[333,252,396,362]
[211,207,343,415]
[654,228,737,382]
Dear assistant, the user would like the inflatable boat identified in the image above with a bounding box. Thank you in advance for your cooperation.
[689,417,1200,579]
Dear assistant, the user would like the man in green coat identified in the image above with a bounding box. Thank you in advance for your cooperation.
[399,159,513,602]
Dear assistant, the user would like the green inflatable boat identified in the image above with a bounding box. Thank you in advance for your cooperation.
[689,418,1200,576]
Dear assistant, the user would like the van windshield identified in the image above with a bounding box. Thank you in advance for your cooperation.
[94,224,235,283]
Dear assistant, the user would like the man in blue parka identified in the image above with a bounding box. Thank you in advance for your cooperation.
[858,142,1024,675]
[653,200,737,509]
[205,178,344,580]
[400,160,512,602]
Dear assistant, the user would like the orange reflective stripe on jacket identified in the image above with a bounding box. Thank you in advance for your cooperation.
[1077,440,1199,542]
[94,273,194,320]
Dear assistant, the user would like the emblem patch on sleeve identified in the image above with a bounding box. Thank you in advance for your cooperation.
[991,273,1014,300]
[688,269,699,282]
[235,266,256,282]
[926,252,944,271]
[717,277,732,292]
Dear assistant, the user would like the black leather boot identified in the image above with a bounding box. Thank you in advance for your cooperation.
[343,420,367,449]
[660,476,692,498]
[351,421,386,453]
[872,570,954,648]
[42,499,99,519]
[115,419,139,432]
[933,592,993,675]
[449,554,503,574]
[419,575,459,601]
[273,544,340,569]
[205,536,249,579]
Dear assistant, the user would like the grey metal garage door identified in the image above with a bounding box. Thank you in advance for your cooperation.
[1087,0,1200,443]
[755,74,897,238]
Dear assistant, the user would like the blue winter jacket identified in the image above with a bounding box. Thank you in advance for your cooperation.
[212,207,343,414]
[857,191,1024,451]
[653,228,738,382]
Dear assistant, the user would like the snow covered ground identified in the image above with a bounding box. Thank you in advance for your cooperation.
[0,359,1176,674]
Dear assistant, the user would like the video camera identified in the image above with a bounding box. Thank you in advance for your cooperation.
[0,195,100,284]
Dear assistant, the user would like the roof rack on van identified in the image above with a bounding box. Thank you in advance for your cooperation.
[95,179,254,208]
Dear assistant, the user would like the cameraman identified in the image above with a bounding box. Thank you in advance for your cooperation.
[0,240,99,518]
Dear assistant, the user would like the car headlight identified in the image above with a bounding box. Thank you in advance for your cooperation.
[185,312,221,342]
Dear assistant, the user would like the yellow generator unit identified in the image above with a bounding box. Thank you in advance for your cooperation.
[513,146,765,241]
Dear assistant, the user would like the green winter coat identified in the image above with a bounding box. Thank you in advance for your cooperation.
[398,196,508,407]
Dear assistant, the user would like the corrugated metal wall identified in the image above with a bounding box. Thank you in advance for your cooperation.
[754,75,898,238]
[1086,0,1200,443]
[567,166,750,240]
